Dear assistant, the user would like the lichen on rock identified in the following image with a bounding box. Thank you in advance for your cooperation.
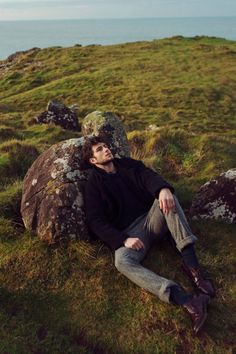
[82,111,130,157]
[34,100,80,131]
[190,168,236,224]
[21,137,90,244]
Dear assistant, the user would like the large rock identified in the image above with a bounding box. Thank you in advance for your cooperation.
[35,100,80,131]
[190,169,236,224]
[82,111,130,157]
[21,117,130,243]
[21,138,90,244]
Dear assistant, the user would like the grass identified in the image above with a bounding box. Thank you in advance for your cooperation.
[0,36,236,353]
[0,222,235,353]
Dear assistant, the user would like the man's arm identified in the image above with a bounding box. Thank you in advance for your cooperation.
[84,178,128,250]
[159,188,176,214]
[133,159,176,214]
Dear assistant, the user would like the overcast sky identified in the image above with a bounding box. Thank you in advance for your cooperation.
[0,0,236,21]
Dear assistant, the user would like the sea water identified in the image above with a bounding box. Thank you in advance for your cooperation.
[1,17,236,60]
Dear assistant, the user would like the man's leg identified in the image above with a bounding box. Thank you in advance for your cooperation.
[115,212,210,334]
[115,213,183,303]
[145,195,215,297]
[144,195,197,252]
[115,246,182,303]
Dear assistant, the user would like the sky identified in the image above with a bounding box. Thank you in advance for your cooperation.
[0,0,236,21]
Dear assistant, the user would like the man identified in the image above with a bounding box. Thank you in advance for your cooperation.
[82,136,215,334]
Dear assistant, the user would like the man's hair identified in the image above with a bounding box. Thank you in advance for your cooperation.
[81,135,109,165]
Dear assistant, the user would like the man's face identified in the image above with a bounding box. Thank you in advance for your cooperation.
[89,142,114,166]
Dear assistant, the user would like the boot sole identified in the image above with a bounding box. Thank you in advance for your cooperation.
[194,296,209,334]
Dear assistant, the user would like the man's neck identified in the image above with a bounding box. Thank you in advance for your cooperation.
[95,161,116,173]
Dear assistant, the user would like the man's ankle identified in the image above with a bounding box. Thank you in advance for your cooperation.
[169,286,193,306]
[181,244,199,269]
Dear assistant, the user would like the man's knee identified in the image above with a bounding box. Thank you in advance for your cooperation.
[115,247,139,272]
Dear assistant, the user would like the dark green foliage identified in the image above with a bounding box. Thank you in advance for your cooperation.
[0,180,22,218]
[0,141,39,183]
[0,125,18,141]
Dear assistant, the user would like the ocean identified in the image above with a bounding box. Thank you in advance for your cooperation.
[1,17,236,60]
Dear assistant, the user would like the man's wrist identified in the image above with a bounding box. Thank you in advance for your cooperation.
[160,187,170,192]
[158,187,171,197]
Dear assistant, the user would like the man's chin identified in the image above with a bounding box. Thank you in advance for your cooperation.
[101,157,114,165]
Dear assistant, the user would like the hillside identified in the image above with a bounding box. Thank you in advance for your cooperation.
[0,36,235,353]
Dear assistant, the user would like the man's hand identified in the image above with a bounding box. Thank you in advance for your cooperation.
[159,188,175,214]
[124,237,145,251]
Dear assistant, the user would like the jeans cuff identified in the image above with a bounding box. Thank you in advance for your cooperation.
[159,281,180,303]
[176,235,198,252]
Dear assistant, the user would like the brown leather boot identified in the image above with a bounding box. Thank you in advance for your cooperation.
[183,294,210,334]
[182,262,215,297]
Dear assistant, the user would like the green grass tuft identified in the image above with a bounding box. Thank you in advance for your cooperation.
[0,140,39,183]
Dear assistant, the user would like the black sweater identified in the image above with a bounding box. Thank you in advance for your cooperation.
[84,157,174,250]
[101,171,149,229]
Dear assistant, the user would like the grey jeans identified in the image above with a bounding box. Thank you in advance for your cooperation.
[115,195,197,303]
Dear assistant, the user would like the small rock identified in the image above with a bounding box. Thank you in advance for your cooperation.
[147,124,160,131]
[35,100,80,131]
[190,169,236,224]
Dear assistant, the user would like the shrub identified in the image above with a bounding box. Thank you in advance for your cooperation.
[0,216,19,240]
[0,140,39,181]
[0,125,17,141]
[0,180,22,218]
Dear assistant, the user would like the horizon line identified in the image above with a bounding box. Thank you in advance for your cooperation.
[1,15,236,22]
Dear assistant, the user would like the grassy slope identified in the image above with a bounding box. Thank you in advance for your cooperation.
[0,36,236,353]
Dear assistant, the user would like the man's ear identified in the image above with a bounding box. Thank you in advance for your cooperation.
[89,157,96,165]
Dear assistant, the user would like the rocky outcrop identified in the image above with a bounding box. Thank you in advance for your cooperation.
[6,47,41,62]
[21,138,90,244]
[82,111,130,157]
[35,101,80,131]
[190,169,236,224]
[0,48,41,75]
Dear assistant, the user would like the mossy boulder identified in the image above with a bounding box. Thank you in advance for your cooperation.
[21,138,90,244]
[82,111,130,157]
[190,169,236,224]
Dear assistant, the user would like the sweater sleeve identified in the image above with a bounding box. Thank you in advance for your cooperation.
[84,177,128,250]
[132,159,175,198]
